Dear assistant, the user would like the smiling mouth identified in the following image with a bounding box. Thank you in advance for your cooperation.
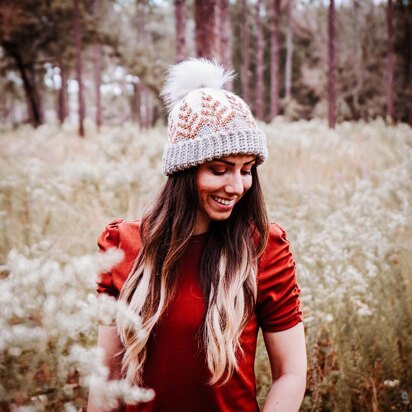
[211,195,236,206]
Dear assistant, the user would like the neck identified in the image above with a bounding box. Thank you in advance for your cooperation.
[193,212,210,235]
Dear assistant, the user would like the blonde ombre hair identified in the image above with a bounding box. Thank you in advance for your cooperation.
[117,166,269,385]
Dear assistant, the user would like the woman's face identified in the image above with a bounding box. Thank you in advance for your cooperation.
[194,154,256,234]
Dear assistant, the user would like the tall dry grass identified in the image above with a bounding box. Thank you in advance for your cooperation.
[0,118,411,410]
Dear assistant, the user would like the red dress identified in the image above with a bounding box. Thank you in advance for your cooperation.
[96,219,302,412]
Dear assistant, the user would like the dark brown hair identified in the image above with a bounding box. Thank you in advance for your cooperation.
[118,164,269,385]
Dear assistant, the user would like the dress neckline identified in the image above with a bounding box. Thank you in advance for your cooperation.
[190,231,209,242]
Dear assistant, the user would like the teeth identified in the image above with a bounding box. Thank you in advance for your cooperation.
[212,196,234,206]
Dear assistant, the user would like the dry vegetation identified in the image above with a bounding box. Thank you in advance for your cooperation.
[0,119,411,411]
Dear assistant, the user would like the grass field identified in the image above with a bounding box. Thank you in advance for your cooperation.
[0,118,411,411]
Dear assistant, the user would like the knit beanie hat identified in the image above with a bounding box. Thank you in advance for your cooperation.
[160,58,268,176]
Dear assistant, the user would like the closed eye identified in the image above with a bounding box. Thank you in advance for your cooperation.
[210,168,226,176]
[209,168,252,176]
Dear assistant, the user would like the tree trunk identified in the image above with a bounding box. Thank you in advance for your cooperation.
[136,0,149,46]
[93,0,102,129]
[132,82,141,125]
[146,91,153,128]
[241,0,250,105]
[255,0,264,120]
[284,0,293,100]
[328,0,336,129]
[2,41,44,127]
[218,0,231,67]
[94,44,102,129]
[57,65,68,124]
[73,0,85,137]
[409,27,412,127]
[174,0,186,62]
[136,0,148,128]
[270,0,281,120]
[152,104,159,127]
[386,0,394,122]
[140,85,148,129]
[216,0,233,91]
[195,0,218,59]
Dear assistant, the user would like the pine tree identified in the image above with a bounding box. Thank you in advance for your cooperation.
[136,0,149,128]
[410,34,412,127]
[0,3,45,126]
[218,0,232,72]
[241,0,250,105]
[285,0,294,100]
[174,0,186,63]
[386,0,394,122]
[92,0,102,129]
[57,65,68,124]
[255,0,264,120]
[73,0,85,136]
[328,0,336,129]
[270,0,281,120]
[195,0,218,59]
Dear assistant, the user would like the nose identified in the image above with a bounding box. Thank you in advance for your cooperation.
[225,171,244,196]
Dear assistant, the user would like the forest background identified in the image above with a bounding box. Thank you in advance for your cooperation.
[0,0,411,411]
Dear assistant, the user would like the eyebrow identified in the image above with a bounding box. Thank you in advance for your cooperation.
[212,158,256,166]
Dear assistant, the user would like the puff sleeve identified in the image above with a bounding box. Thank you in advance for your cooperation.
[96,218,142,299]
[256,223,303,332]
[96,218,123,298]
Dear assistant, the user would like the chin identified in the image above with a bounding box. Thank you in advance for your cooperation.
[208,212,232,222]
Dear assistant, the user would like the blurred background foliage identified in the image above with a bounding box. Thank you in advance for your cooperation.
[0,0,411,130]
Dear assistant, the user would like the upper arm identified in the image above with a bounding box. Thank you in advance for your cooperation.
[88,326,124,412]
[263,322,307,381]
[257,223,303,333]
[97,325,124,380]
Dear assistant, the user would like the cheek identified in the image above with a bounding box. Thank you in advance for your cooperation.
[243,177,253,192]
[197,173,220,194]
[196,176,212,202]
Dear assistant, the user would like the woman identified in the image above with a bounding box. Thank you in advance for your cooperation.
[89,59,306,412]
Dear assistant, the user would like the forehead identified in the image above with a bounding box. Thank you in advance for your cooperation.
[211,154,257,164]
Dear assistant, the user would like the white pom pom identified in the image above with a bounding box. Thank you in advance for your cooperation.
[161,58,234,112]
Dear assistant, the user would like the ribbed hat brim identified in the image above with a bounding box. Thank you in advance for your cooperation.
[162,129,268,176]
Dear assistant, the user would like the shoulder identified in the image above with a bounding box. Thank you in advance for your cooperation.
[98,218,142,257]
[258,222,291,271]
[267,222,288,241]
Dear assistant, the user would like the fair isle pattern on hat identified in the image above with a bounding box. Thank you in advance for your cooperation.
[161,59,268,176]
[170,93,254,142]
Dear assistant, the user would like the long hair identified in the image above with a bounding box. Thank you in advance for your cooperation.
[117,165,269,385]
